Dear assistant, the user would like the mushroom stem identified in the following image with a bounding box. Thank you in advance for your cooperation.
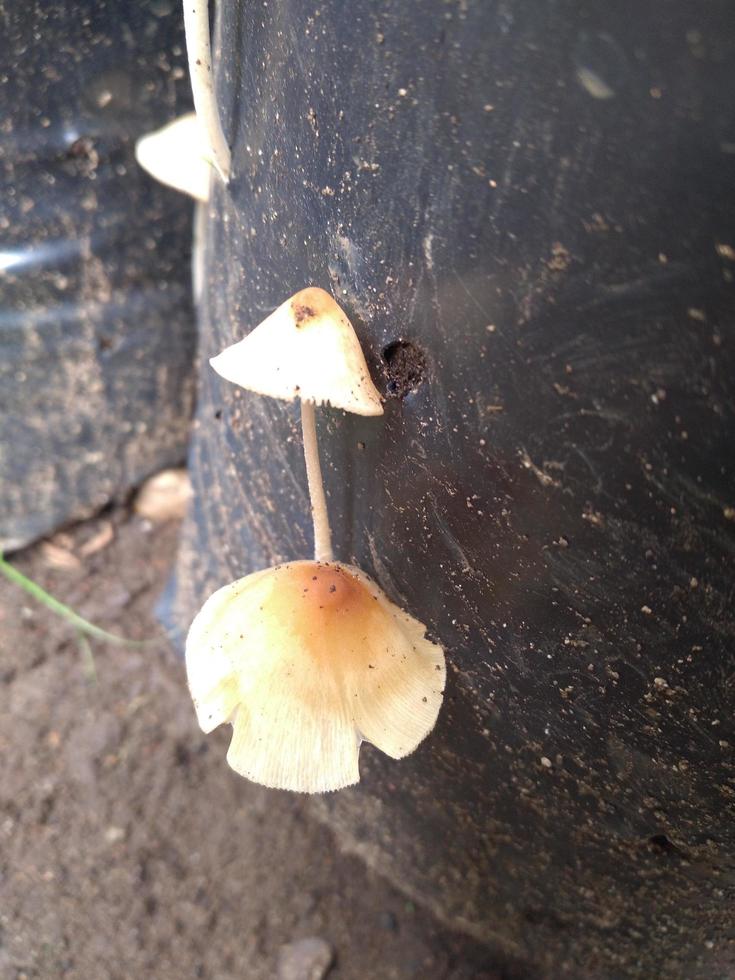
[182,0,231,182]
[300,401,333,563]
[192,198,207,307]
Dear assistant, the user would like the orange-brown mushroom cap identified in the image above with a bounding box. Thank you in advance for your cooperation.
[209,287,384,416]
[185,561,445,792]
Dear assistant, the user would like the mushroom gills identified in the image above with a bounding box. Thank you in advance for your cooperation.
[209,287,384,417]
[185,561,445,793]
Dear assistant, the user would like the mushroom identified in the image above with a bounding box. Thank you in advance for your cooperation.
[137,4,230,190]
[209,287,384,415]
[209,287,383,562]
[186,287,446,792]
[134,112,210,305]
[135,113,212,202]
[187,561,445,792]
[182,0,231,182]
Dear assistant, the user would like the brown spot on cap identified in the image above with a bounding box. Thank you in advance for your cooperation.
[292,302,316,326]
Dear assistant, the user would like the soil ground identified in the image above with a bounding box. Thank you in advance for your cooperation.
[0,503,504,980]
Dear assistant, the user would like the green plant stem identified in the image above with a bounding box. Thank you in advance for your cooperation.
[77,632,98,683]
[0,552,152,648]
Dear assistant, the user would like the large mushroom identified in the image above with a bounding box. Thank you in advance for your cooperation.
[186,287,446,792]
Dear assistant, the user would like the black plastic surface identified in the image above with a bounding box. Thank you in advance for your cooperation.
[0,0,196,549]
[173,3,735,975]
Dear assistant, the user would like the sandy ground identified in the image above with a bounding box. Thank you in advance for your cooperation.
[0,503,504,980]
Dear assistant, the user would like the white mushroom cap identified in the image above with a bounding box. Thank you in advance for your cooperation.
[209,288,384,416]
[185,560,445,793]
[135,112,212,202]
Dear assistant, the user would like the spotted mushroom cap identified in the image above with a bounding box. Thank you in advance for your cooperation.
[185,560,445,792]
[209,287,384,416]
[135,112,212,202]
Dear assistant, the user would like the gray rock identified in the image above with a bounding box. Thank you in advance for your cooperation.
[276,937,334,980]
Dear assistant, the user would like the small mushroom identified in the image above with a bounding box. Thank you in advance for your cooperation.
[138,1,230,191]
[182,0,231,182]
[209,287,384,416]
[186,288,446,792]
[135,113,212,202]
[134,114,210,304]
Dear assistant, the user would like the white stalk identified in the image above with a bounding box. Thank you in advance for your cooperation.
[183,0,231,182]
[192,198,207,306]
[301,401,333,563]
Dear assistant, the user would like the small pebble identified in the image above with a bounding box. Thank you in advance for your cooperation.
[379,910,398,931]
[134,468,192,522]
[277,937,333,980]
